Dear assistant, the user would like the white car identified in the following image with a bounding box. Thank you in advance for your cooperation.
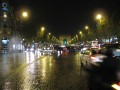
[80,48,107,69]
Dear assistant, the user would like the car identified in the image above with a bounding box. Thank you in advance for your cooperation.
[87,52,120,90]
[82,44,120,89]
[66,46,76,52]
[80,43,120,68]
[100,43,120,59]
[87,57,120,90]
[80,48,106,69]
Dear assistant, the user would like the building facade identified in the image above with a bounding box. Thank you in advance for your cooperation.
[0,0,23,52]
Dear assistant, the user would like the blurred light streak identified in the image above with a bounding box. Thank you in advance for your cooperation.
[26,52,35,64]
[111,84,120,90]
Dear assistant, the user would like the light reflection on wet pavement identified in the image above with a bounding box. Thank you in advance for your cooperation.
[0,51,89,90]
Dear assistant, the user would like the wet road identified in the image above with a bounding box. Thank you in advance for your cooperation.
[0,51,89,90]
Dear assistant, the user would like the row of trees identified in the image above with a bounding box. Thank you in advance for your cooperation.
[71,14,120,44]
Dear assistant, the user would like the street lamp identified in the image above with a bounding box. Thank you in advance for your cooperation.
[76,35,78,42]
[95,13,104,42]
[41,26,45,36]
[96,14,102,20]
[41,27,45,32]
[96,14,103,23]
[22,11,28,18]
[3,13,7,18]
[79,31,83,42]
[3,12,7,22]
[21,10,28,19]
[79,31,82,34]
[48,33,51,35]
[21,9,29,23]
[39,26,45,43]
[47,33,51,42]
[85,25,89,30]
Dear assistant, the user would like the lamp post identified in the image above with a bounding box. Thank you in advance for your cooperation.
[17,10,29,52]
[21,10,29,39]
[41,27,45,31]
[85,25,89,36]
[79,31,82,38]
[85,25,89,30]
[76,35,78,43]
[2,12,8,53]
[21,9,29,20]
[79,31,84,44]
[22,11,28,18]
[96,14,102,20]
[47,33,51,43]
[95,13,105,43]
[40,26,45,40]
[96,14,102,23]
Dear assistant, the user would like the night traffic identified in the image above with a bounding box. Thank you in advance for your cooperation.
[0,0,120,90]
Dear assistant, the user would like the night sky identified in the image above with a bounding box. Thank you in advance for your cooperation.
[9,0,120,36]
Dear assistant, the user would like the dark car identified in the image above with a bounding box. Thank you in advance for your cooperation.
[100,43,120,59]
[87,56,120,90]
[86,44,120,90]
[66,46,76,52]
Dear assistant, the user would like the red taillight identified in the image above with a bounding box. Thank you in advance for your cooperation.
[118,82,120,86]
[90,55,96,60]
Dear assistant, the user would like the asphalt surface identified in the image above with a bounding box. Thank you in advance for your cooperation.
[0,51,89,90]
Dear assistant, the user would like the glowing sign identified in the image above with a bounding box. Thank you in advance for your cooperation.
[2,3,8,11]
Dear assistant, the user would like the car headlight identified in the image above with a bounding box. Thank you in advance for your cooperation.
[111,82,120,90]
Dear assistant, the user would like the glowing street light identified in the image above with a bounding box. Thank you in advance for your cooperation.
[79,31,82,34]
[41,27,45,32]
[48,33,51,35]
[96,14,102,20]
[47,33,51,42]
[3,13,7,21]
[22,11,28,18]
[79,31,83,40]
[85,25,89,30]
[3,13,7,18]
